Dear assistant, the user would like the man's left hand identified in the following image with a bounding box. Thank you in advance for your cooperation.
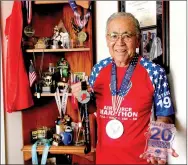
[139,148,179,164]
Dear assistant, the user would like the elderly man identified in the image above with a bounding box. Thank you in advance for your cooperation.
[72,12,178,164]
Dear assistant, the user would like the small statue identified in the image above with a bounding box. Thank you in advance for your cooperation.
[57,58,70,79]
[51,23,70,49]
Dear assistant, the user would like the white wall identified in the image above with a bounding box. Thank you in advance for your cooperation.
[0,16,5,165]
[1,1,187,164]
[168,1,187,164]
[1,1,24,164]
[96,1,118,62]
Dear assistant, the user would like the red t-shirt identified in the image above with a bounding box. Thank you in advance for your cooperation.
[89,56,174,164]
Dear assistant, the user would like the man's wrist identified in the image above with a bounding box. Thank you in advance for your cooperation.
[156,116,173,124]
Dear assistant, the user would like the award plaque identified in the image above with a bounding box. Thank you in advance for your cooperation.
[24,25,35,37]
[144,121,176,160]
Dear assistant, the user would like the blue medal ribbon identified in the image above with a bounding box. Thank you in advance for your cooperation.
[111,54,139,97]
[32,139,52,165]
[68,0,92,29]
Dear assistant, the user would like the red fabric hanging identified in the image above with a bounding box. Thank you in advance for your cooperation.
[4,1,33,113]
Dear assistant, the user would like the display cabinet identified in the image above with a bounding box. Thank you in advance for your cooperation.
[21,1,96,164]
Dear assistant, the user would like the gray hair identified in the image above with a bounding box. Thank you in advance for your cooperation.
[106,12,141,38]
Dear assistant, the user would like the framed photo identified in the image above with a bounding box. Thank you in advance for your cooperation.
[118,1,170,73]
[73,72,85,83]
[119,1,157,28]
[141,28,157,59]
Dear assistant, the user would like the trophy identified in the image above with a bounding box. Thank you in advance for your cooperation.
[34,38,47,49]
[51,20,70,49]
[56,58,70,93]
[57,58,70,82]
[41,72,53,93]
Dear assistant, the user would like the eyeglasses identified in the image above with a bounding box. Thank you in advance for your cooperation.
[107,32,136,42]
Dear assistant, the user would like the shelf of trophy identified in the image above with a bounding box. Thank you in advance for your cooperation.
[34,1,90,9]
[22,145,96,161]
[34,1,68,4]
[25,48,90,53]
[34,92,72,97]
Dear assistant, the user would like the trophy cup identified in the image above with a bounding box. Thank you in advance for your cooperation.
[56,58,70,93]
[41,72,53,93]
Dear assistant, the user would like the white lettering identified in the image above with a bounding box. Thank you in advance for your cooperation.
[158,91,170,99]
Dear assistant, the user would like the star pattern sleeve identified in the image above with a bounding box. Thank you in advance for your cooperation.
[153,67,174,116]
[88,57,112,88]
[140,57,174,116]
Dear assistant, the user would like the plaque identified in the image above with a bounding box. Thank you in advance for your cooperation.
[144,121,176,160]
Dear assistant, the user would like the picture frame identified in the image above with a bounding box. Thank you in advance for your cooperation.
[118,1,170,73]
[141,27,157,60]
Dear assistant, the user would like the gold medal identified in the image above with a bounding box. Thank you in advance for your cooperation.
[78,31,87,43]
[24,25,35,37]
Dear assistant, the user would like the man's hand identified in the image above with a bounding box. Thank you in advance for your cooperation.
[71,82,97,113]
[139,149,179,164]
[139,117,179,164]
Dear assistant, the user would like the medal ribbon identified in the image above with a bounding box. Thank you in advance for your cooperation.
[69,0,91,29]
[61,92,69,115]
[111,54,139,114]
[32,139,51,165]
[26,0,32,24]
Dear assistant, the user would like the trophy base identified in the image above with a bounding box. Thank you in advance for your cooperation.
[74,141,85,146]
[51,45,60,49]
[42,86,51,92]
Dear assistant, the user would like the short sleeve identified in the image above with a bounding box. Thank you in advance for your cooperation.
[153,67,174,116]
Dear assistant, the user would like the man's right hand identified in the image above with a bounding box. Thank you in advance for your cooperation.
[71,82,97,114]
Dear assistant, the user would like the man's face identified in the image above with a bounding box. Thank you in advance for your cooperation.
[147,32,151,40]
[106,16,140,64]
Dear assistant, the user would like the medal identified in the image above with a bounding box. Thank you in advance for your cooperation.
[106,119,124,139]
[24,1,35,37]
[69,0,91,29]
[24,25,35,37]
[78,31,87,47]
[106,54,139,139]
[77,90,90,104]
[78,31,87,43]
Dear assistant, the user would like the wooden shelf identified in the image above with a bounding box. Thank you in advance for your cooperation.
[34,92,72,97]
[22,145,95,161]
[35,1,68,5]
[25,48,90,53]
[34,1,90,9]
